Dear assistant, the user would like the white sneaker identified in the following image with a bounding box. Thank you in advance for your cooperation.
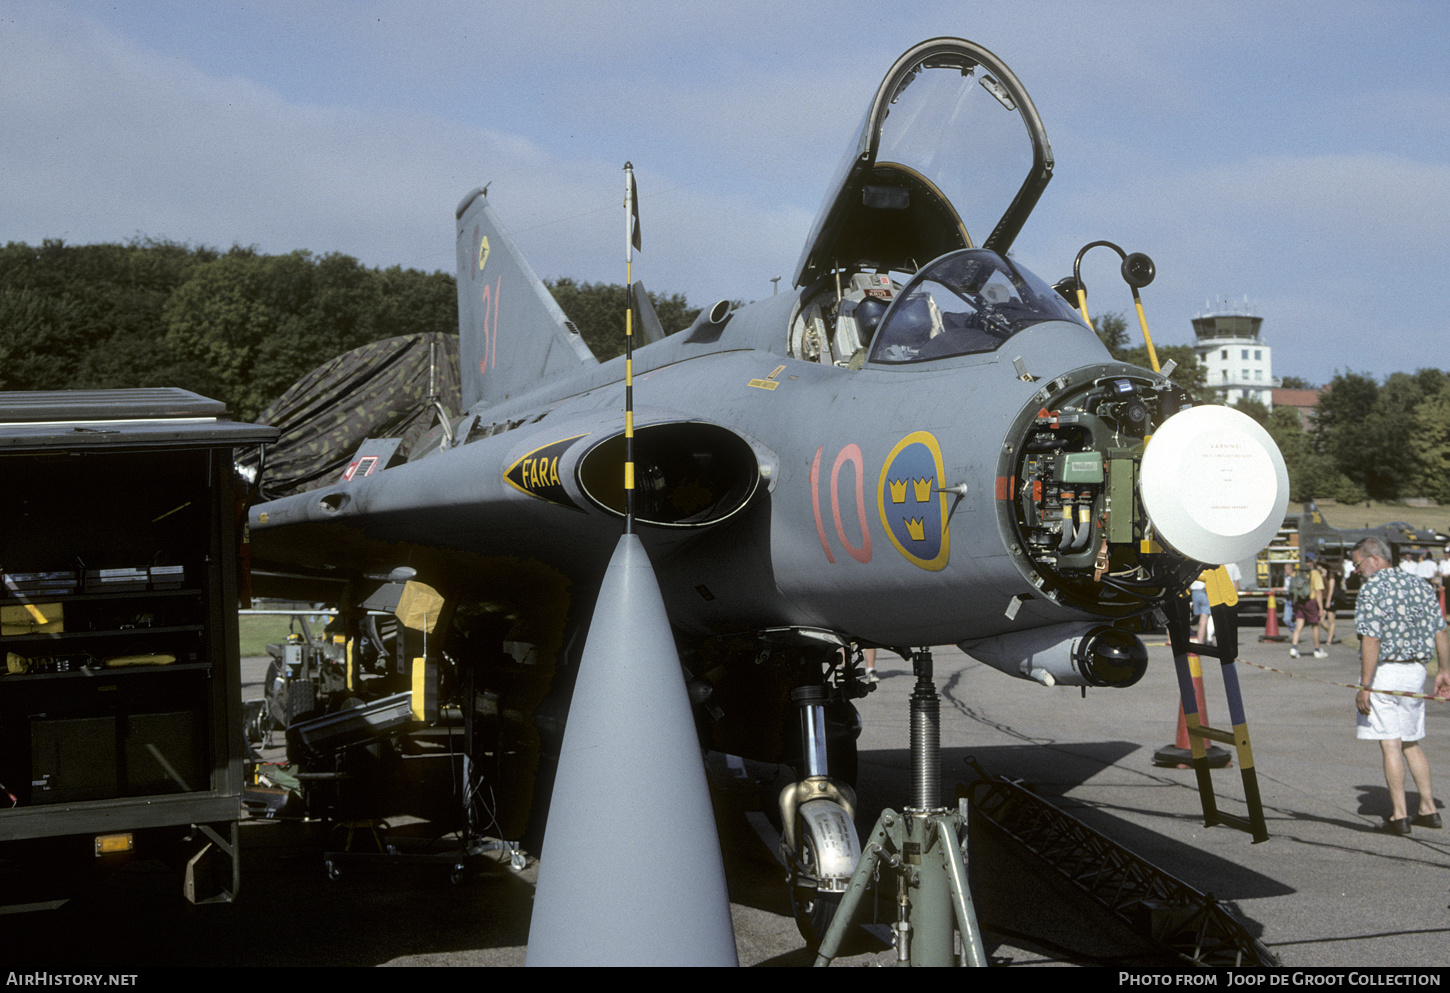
[1313,649,1328,658]
[1289,647,1300,658]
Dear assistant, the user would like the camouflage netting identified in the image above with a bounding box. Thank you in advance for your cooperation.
[241,333,462,501]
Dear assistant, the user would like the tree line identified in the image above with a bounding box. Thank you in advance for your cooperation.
[1093,313,1450,506]
[1265,368,1450,506]
[0,240,697,422]
[0,239,458,421]
[3,240,1442,506]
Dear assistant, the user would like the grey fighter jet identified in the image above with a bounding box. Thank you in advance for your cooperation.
[248,38,1288,961]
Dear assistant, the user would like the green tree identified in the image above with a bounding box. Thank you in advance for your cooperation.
[1279,375,1312,390]
[1232,396,1270,425]
[1313,370,1447,501]
[163,249,288,416]
[1092,312,1130,354]
[373,265,458,341]
[0,284,85,390]
[1265,405,1363,504]
[0,238,216,392]
[164,249,460,419]
[546,278,701,360]
[1314,372,1392,499]
[1411,377,1450,504]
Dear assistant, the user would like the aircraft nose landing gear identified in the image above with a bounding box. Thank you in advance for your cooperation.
[813,648,988,967]
[780,684,862,947]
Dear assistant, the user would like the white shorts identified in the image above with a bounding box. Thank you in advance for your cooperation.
[1356,661,1427,742]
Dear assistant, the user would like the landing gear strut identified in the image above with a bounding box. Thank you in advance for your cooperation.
[780,684,861,947]
[813,648,987,967]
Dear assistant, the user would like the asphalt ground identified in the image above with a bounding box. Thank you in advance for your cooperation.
[4,614,1450,968]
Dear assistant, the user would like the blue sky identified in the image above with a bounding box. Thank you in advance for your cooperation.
[3,0,1448,388]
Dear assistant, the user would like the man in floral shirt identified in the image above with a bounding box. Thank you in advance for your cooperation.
[1352,536,1450,835]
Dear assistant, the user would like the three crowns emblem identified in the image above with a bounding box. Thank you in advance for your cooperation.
[888,477,934,510]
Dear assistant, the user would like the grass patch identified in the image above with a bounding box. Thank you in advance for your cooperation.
[237,613,300,658]
[1318,501,1450,537]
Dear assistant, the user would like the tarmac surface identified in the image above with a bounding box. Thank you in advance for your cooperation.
[4,614,1450,968]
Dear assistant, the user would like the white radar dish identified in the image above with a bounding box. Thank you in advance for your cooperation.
[1139,405,1289,565]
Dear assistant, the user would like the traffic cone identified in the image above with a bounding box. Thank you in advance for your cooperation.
[1260,591,1283,641]
[1154,653,1232,768]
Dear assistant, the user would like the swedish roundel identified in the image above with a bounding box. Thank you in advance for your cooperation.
[877,431,949,571]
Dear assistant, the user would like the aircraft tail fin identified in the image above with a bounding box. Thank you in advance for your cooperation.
[632,281,666,345]
[455,189,597,410]
[1301,499,1324,531]
[1298,499,1327,558]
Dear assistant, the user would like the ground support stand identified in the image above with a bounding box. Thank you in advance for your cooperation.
[300,661,529,883]
[1164,589,1269,843]
[814,648,987,967]
[1153,649,1233,769]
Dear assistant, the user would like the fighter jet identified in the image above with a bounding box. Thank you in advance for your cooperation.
[247,37,1288,961]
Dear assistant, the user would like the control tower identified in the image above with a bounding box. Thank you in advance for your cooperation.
[1191,299,1274,406]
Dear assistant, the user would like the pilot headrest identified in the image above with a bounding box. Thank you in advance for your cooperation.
[854,297,888,335]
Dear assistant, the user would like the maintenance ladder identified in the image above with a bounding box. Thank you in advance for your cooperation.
[1165,567,1269,843]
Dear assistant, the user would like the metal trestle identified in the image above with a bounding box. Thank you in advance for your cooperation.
[1164,571,1269,842]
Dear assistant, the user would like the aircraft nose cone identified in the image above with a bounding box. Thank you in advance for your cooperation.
[1138,405,1289,565]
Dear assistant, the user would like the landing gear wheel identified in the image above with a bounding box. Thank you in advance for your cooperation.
[243,699,270,748]
[788,830,841,949]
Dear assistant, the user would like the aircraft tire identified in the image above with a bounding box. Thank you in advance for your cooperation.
[789,820,842,949]
[243,698,270,746]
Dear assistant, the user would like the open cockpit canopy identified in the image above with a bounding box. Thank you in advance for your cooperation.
[868,249,1086,365]
[794,37,1053,290]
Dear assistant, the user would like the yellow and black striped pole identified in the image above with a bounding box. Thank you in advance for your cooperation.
[623,163,641,533]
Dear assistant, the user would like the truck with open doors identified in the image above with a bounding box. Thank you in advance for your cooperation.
[0,389,274,904]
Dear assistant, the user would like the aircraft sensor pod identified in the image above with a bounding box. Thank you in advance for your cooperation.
[1138,405,1289,566]
[958,622,1148,688]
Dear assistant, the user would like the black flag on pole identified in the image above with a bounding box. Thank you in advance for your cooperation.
[625,163,642,253]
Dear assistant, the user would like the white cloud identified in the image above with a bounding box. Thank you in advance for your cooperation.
[0,3,822,302]
[5,0,1450,386]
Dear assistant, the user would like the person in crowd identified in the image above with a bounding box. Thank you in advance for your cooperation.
[1288,552,1327,659]
[1352,536,1450,835]
[1318,557,1339,646]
